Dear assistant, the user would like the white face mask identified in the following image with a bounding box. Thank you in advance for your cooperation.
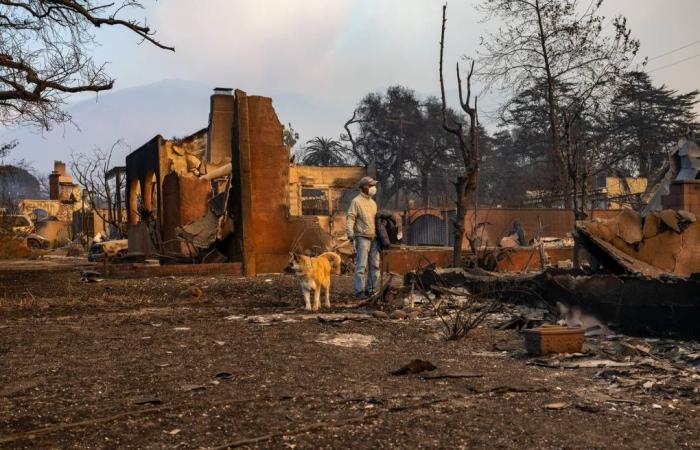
[368,186,377,196]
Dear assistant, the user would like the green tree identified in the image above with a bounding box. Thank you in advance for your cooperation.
[606,71,699,178]
[409,97,465,208]
[301,137,346,166]
[283,123,300,148]
[342,86,469,207]
[343,86,423,207]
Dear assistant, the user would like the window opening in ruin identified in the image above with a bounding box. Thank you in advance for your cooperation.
[298,187,355,217]
[150,177,158,219]
[141,171,158,220]
[128,178,142,224]
[301,188,329,216]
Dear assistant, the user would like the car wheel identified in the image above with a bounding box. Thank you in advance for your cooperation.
[27,239,41,249]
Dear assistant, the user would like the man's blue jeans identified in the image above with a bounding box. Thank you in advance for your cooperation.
[354,236,380,297]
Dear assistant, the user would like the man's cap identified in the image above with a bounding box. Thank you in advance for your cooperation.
[359,176,377,187]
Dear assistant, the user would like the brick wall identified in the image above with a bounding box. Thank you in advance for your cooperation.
[233,91,329,275]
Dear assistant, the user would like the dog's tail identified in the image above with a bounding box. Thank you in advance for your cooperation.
[319,252,342,275]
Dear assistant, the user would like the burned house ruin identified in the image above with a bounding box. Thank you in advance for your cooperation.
[125,88,367,275]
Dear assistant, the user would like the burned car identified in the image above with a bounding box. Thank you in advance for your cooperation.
[26,233,50,249]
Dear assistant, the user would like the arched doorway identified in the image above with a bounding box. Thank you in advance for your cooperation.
[142,170,158,220]
[129,178,142,225]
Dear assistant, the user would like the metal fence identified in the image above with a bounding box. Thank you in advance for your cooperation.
[406,211,454,247]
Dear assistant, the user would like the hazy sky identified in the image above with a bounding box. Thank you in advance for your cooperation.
[94,0,700,106]
[6,0,700,171]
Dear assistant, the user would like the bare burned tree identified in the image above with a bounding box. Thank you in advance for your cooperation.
[478,0,638,213]
[342,110,368,166]
[0,1,173,129]
[439,4,480,267]
[71,140,129,238]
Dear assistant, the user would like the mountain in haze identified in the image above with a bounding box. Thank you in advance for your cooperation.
[0,79,346,174]
[0,78,491,175]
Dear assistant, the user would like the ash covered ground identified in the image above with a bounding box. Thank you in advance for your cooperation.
[0,259,698,449]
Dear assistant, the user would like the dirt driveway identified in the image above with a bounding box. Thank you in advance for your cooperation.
[0,259,698,449]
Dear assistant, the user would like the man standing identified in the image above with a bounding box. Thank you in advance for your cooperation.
[346,176,380,298]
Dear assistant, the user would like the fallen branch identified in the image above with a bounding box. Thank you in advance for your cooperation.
[420,372,484,380]
[431,285,472,297]
[465,385,549,395]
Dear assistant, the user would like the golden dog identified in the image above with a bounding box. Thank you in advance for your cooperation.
[286,252,341,310]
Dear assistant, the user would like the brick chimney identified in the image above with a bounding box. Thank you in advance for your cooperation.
[661,137,700,214]
[206,87,234,165]
[49,160,66,200]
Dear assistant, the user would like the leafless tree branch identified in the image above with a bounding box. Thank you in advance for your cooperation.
[0,1,173,129]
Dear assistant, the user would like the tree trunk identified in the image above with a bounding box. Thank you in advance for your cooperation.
[452,177,468,267]
[534,0,565,196]
[440,4,480,268]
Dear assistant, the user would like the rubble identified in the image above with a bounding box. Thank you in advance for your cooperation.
[546,272,700,338]
[576,208,700,276]
[177,209,219,250]
[525,334,700,402]
[120,89,369,275]
[421,275,700,404]
[405,265,700,338]
[233,312,372,325]
[79,270,102,283]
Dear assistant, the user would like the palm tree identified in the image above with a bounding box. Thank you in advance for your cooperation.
[301,137,347,166]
